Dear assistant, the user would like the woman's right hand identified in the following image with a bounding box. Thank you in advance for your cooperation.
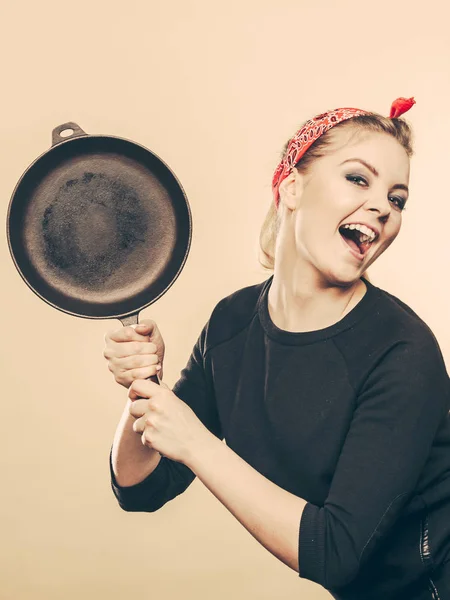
[103,319,165,389]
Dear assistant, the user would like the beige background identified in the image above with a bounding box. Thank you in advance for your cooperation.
[1,1,449,599]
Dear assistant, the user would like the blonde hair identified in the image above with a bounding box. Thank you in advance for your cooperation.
[258,113,415,283]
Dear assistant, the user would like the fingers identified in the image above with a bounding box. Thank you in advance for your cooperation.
[133,418,144,434]
[129,398,159,440]
[112,365,161,388]
[135,320,158,336]
[104,321,164,389]
[109,353,159,370]
[105,325,149,344]
[104,341,157,359]
[105,320,158,343]
[128,378,160,401]
[129,398,151,419]
[132,414,150,435]
[105,350,161,388]
[128,365,161,382]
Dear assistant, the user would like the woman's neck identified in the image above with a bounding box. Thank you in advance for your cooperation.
[267,273,367,333]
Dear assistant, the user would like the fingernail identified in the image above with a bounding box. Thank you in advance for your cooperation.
[156,365,162,371]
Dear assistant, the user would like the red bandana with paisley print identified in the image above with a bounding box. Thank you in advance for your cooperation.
[272,96,416,209]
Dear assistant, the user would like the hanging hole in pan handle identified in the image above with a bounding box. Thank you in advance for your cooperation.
[51,122,88,147]
[119,313,161,387]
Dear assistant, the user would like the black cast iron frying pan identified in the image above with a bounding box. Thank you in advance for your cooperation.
[7,122,192,385]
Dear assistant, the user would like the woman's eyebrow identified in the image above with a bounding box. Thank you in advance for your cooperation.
[340,158,409,194]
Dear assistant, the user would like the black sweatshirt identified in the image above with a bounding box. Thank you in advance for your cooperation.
[109,275,450,599]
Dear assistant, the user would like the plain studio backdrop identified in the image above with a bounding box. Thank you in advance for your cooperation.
[1,1,449,599]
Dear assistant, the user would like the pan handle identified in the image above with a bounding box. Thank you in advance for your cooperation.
[118,313,160,386]
[51,122,88,147]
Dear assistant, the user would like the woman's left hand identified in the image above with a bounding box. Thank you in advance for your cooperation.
[128,379,211,465]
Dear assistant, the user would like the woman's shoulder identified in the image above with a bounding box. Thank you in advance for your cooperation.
[364,281,445,356]
[213,277,269,315]
[203,276,269,353]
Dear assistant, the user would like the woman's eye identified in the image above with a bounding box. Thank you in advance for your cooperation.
[391,196,407,210]
[346,174,368,186]
[346,174,407,211]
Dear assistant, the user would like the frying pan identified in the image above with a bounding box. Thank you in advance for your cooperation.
[7,122,192,385]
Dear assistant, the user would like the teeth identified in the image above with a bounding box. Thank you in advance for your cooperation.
[342,223,377,242]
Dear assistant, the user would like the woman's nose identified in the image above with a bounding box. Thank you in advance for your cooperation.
[366,193,392,220]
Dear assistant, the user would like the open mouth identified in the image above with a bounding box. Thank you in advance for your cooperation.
[338,225,377,256]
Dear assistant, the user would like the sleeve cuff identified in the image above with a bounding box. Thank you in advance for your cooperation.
[109,446,168,510]
[298,501,325,585]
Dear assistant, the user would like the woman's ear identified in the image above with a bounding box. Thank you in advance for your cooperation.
[278,167,303,211]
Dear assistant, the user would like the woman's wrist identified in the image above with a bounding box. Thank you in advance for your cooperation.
[183,427,220,471]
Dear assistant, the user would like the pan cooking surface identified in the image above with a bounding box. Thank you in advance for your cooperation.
[9,135,191,318]
[42,170,150,286]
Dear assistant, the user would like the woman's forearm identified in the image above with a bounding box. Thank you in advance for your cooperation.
[185,431,307,573]
[111,399,161,487]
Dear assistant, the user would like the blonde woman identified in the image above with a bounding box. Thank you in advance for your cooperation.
[105,97,450,600]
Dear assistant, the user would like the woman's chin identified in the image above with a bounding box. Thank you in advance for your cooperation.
[322,264,367,287]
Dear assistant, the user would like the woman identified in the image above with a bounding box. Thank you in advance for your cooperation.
[104,97,450,600]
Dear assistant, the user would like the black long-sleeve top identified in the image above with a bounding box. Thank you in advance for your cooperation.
[109,275,450,599]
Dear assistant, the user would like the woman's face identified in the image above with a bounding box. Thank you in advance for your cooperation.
[280,128,410,285]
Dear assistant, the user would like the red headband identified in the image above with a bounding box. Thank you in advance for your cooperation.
[272,96,416,209]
